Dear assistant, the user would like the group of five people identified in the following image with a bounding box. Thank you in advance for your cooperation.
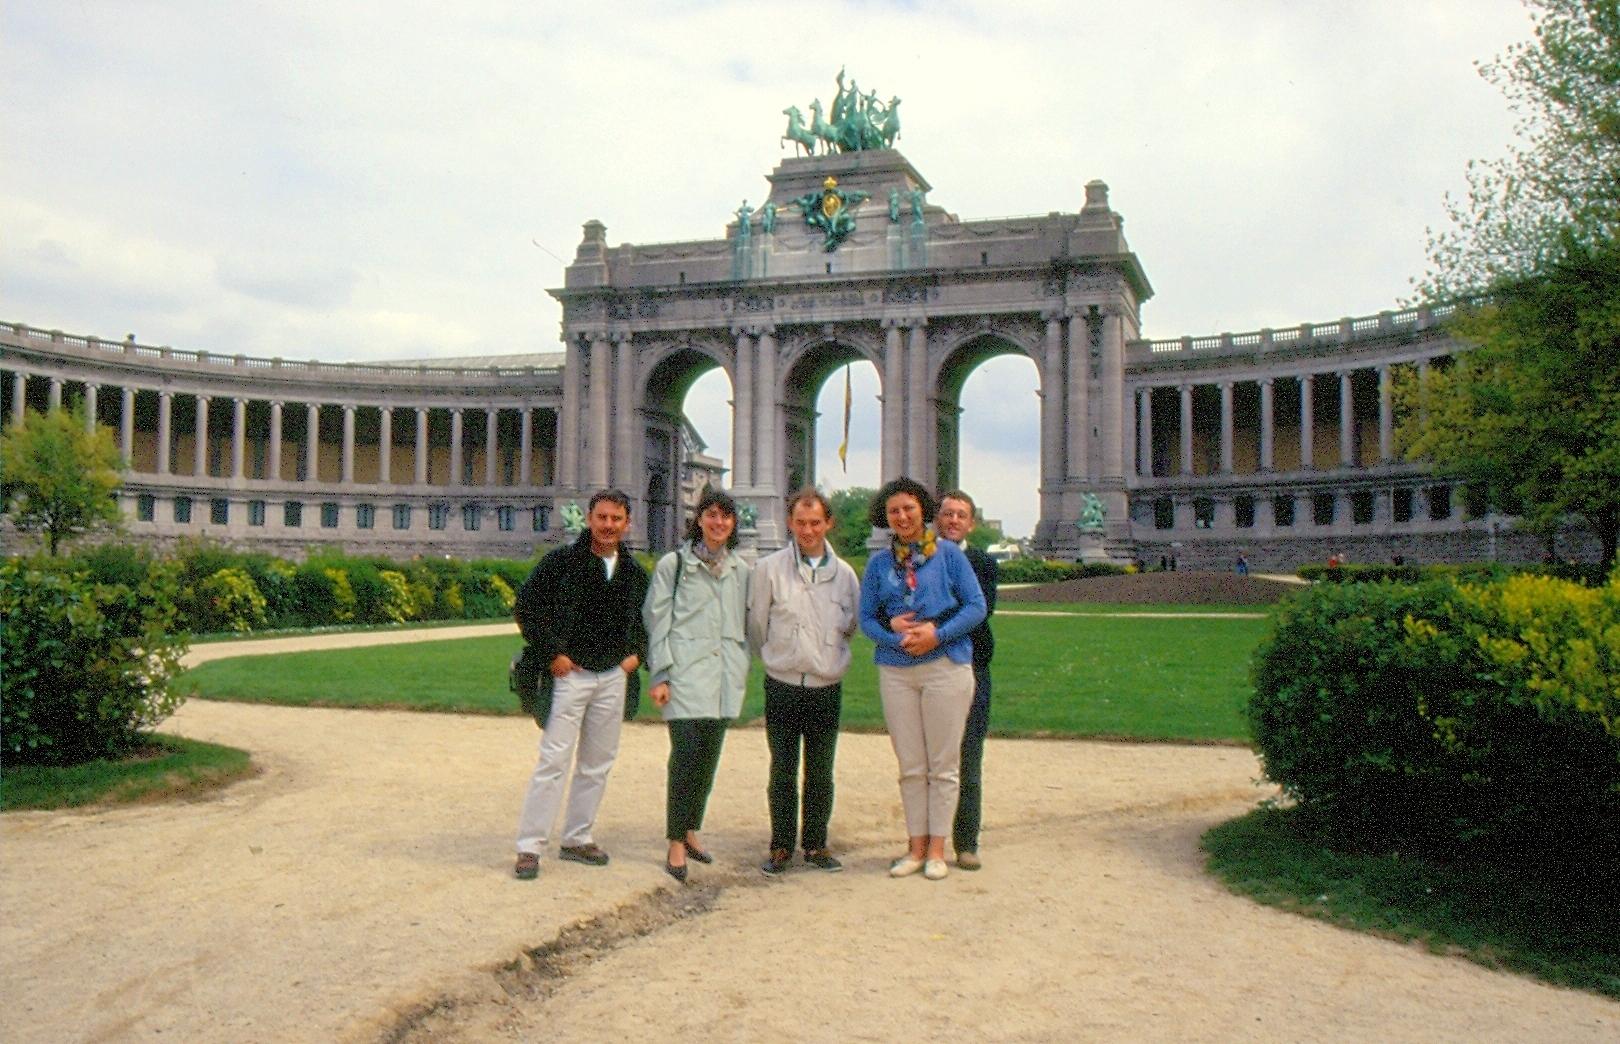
[511,478,998,884]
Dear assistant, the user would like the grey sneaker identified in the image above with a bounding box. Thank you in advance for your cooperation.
[761,849,792,876]
[804,849,844,872]
[956,850,982,871]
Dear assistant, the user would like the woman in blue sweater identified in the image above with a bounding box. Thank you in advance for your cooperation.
[859,477,987,880]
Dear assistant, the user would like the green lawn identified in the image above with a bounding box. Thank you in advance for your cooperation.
[184,611,1269,743]
[1,735,256,812]
[1204,807,1620,1001]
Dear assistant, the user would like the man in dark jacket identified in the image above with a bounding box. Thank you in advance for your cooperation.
[513,489,649,880]
[935,490,998,871]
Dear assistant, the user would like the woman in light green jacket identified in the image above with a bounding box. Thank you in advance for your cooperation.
[644,488,751,882]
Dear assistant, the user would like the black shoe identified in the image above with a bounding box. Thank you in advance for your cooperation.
[804,849,844,872]
[664,859,688,883]
[559,843,610,866]
[683,840,714,864]
[514,852,539,880]
[760,849,792,876]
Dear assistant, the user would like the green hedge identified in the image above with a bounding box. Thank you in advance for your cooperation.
[63,540,546,635]
[1248,572,1620,860]
[998,558,1126,584]
[1298,561,1611,586]
[0,557,189,766]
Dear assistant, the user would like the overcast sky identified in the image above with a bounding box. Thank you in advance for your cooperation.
[2,2,1534,537]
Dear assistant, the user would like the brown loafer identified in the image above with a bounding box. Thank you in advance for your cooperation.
[559,843,610,866]
[514,852,539,880]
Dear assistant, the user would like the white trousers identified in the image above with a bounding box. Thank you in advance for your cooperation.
[515,666,626,855]
[878,658,975,837]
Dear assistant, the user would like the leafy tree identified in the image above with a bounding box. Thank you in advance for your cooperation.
[827,486,876,558]
[1419,0,1620,298]
[1,407,125,556]
[1402,1,1620,568]
[1398,238,1620,567]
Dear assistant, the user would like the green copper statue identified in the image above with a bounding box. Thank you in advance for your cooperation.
[1079,493,1106,532]
[794,176,870,251]
[560,500,586,536]
[783,71,901,156]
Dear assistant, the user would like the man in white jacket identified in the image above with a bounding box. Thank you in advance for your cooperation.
[746,488,862,876]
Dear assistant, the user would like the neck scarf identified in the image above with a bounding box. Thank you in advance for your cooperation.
[890,528,938,602]
[690,539,726,577]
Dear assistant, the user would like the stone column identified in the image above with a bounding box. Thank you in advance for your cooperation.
[1258,378,1275,471]
[341,404,356,484]
[1137,386,1153,477]
[415,407,429,485]
[84,383,98,433]
[1375,488,1393,524]
[449,408,464,486]
[48,378,62,411]
[268,401,283,480]
[906,322,928,482]
[157,392,172,474]
[1254,494,1275,531]
[1178,384,1193,476]
[378,407,392,486]
[305,402,320,482]
[1294,489,1314,528]
[614,335,636,494]
[1339,370,1355,467]
[1219,380,1234,474]
[1378,365,1393,463]
[1099,309,1124,483]
[484,407,499,487]
[120,387,135,462]
[10,372,25,422]
[756,326,779,496]
[194,395,209,477]
[1173,496,1195,530]
[559,337,582,491]
[882,321,904,481]
[732,328,754,490]
[1299,374,1314,470]
[231,397,245,479]
[518,407,532,486]
[1064,314,1088,481]
[587,333,610,489]
[1040,316,1063,485]
[1214,496,1236,530]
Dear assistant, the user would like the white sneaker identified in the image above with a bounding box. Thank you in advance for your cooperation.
[889,855,926,878]
[924,858,949,880]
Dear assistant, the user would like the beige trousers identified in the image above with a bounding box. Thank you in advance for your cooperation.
[878,658,975,837]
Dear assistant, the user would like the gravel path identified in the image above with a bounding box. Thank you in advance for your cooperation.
[2,626,1615,1043]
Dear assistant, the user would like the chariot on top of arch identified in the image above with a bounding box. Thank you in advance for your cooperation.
[780,67,900,156]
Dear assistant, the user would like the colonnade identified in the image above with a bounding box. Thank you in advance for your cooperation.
[1130,359,1432,479]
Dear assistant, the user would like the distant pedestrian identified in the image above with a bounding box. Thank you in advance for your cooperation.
[1235,553,1249,576]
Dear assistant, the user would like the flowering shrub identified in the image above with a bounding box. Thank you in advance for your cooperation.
[0,557,188,765]
[1249,571,1620,859]
[377,569,416,623]
[198,567,268,633]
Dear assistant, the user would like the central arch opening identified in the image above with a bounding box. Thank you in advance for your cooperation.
[938,338,1041,544]
[646,349,733,553]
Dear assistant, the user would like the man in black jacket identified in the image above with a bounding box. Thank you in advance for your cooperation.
[513,489,649,880]
[935,490,998,871]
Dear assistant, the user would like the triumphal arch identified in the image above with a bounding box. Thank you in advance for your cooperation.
[553,80,1147,559]
[12,76,1584,567]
